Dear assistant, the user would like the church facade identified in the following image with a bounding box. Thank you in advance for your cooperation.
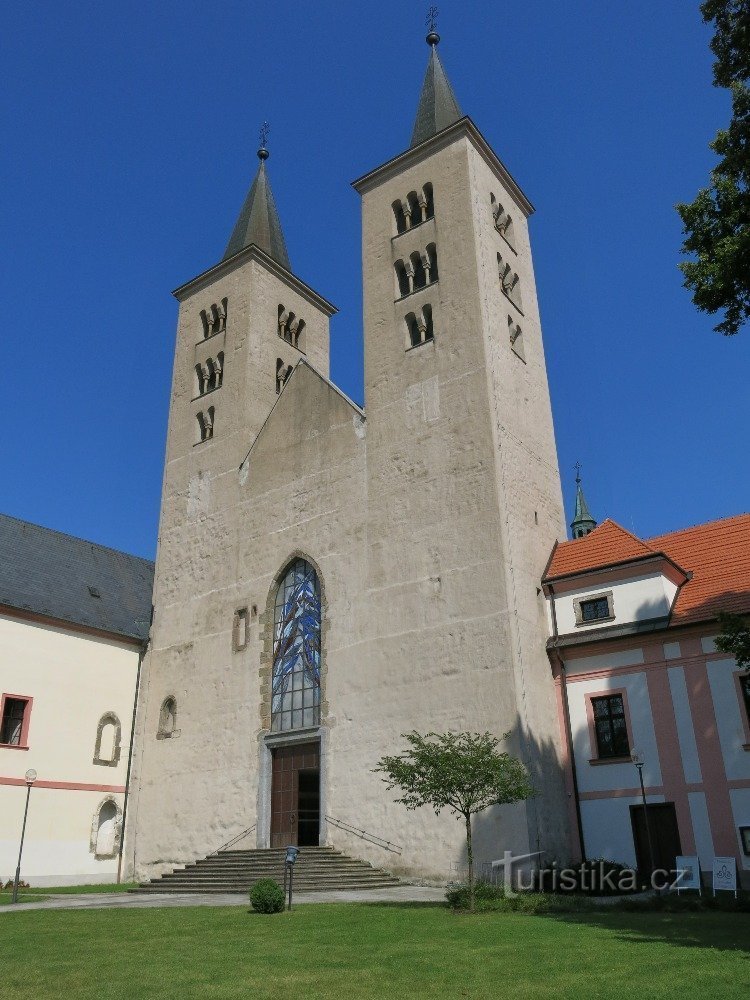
[123,33,572,883]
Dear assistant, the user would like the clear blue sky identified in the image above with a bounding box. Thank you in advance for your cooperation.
[2,1,747,560]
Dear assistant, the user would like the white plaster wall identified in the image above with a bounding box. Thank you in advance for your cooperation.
[0,787,122,885]
[580,794,665,867]
[707,658,750,781]
[553,572,677,635]
[0,613,138,883]
[729,788,750,871]
[687,791,714,865]
[566,648,644,675]
[667,665,703,784]
[567,671,661,793]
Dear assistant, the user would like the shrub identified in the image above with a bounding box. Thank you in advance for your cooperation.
[445,880,505,909]
[250,878,285,914]
[535,858,639,896]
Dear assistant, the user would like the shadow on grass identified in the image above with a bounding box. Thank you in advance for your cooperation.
[543,906,750,955]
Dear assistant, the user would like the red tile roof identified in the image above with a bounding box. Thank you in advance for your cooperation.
[545,520,656,579]
[545,513,750,628]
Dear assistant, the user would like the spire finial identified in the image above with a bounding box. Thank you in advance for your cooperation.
[575,461,582,485]
[258,121,270,161]
[426,5,440,46]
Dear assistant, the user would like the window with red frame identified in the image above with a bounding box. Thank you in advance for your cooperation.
[741,674,750,727]
[0,697,30,746]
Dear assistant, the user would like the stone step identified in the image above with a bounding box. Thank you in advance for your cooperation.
[137,845,400,894]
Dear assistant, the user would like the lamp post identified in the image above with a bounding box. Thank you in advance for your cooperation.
[284,845,299,911]
[11,769,37,904]
[630,749,656,887]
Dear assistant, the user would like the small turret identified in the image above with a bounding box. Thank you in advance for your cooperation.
[571,465,597,539]
[410,19,463,147]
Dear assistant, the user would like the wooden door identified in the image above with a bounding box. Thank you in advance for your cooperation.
[630,802,682,879]
[270,742,320,848]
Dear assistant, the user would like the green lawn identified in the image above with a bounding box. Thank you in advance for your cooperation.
[1,903,748,999]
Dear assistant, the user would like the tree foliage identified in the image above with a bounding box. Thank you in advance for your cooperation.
[715,611,750,670]
[676,1,750,336]
[375,731,533,911]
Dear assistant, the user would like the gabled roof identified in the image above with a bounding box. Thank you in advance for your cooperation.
[410,41,463,148]
[223,152,291,269]
[0,514,154,643]
[545,519,656,579]
[545,513,750,630]
[649,514,750,626]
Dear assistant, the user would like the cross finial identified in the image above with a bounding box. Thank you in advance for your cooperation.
[575,462,582,484]
[258,121,270,160]
[426,6,440,45]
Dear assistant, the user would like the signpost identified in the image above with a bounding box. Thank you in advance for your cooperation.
[673,855,701,895]
[712,856,737,898]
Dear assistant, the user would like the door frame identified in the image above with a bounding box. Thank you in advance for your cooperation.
[257,727,327,848]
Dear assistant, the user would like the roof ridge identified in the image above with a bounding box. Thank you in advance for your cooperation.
[0,513,154,566]
[647,511,750,545]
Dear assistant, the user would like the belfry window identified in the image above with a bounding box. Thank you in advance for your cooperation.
[197,407,214,443]
[271,558,321,733]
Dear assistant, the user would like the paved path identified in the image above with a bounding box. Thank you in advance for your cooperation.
[2,884,446,913]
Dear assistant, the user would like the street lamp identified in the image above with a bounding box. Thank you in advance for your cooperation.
[630,749,656,887]
[284,846,299,911]
[11,769,37,904]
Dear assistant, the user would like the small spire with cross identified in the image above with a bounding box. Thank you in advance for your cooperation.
[426,5,440,46]
[575,461,582,485]
[258,121,270,161]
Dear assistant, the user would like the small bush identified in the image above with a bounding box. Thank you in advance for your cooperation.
[445,880,506,909]
[250,878,285,914]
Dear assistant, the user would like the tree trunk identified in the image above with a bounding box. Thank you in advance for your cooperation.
[465,812,474,912]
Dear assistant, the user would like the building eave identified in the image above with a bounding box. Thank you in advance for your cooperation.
[0,602,149,648]
[542,550,690,593]
[173,244,338,317]
[351,116,535,218]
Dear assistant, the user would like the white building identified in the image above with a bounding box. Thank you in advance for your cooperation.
[545,493,750,887]
[0,515,153,886]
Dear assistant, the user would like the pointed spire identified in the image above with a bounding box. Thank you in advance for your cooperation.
[223,124,291,269]
[410,17,463,148]
[571,464,597,539]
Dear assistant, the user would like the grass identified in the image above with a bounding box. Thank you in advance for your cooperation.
[0,903,748,999]
[0,893,39,906]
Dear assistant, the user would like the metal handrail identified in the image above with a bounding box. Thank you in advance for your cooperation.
[324,815,403,855]
[210,824,256,856]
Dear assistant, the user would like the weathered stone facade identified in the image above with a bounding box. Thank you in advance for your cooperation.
[124,46,570,882]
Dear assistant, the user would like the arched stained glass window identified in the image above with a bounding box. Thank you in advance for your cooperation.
[272,559,321,732]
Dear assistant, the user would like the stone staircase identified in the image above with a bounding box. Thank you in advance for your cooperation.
[135,846,401,894]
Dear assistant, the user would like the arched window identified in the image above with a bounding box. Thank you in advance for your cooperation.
[410,251,427,290]
[422,183,435,220]
[394,260,410,298]
[216,352,224,387]
[294,320,305,352]
[157,696,177,739]
[405,312,420,348]
[91,798,121,858]
[406,191,421,225]
[205,358,217,393]
[392,200,407,235]
[271,558,321,733]
[93,712,121,766]
[195,364,206,397]
[422,304,434,342]
[426,243,438,283]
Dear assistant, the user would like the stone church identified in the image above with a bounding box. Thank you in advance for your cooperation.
[124,31,571,883]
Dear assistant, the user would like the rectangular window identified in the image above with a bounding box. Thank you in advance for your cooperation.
[581,597,611,622]
[592,694,630,759]
[0,696,30,746]
[741,674,750,727]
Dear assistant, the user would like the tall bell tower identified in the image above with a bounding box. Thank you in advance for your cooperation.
[351,28,568,861]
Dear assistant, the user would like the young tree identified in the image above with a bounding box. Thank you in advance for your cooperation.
[716,611,750,669]
[375,731,534,911]
[676,1,750,336]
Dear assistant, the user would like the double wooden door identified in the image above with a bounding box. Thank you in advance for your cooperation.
[270,742,320,848]
[630,802,682,879]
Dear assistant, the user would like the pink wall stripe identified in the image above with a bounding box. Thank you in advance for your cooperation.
[0,777,125,793]
[645,661,696,854]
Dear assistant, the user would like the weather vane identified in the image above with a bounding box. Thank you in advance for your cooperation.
[426,6,439,33]
[259,121,270,150]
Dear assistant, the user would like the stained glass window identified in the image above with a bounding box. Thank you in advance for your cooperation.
[271,559,321,733]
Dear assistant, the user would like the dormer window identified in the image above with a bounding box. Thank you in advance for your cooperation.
[574,590,614,626]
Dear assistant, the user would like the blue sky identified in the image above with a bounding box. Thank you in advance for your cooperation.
[2,1,747,560]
